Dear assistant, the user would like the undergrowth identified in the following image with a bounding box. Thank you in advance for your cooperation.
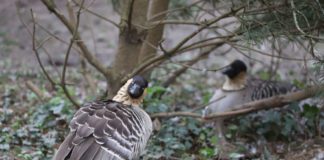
[0,69,323,160]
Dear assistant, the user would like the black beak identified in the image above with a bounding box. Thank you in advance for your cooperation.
[222,66,233,75]
[221,66,238,79]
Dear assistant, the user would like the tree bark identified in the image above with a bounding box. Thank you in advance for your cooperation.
[108,0,149,97]
[139,0,170,63]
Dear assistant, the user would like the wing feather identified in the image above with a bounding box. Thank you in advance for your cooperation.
[52,132,75,160]
[53,100,152,160]
[250,79,297,100]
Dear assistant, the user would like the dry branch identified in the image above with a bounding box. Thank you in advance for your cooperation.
[41,0,111,77]
[17,5,61,77]
[205,84,324,119]
[167,6,244,55]
[60,0,85,108]
[150,112,202,119]
[30,9,57,88]
[150,84,324,120]
[230,43,312,61]
[122,6,244,83]
[25,81,49,101]
[72,0,119,28]
[151,20,201,26]
[162,46,218,87]
[81,59,97,95]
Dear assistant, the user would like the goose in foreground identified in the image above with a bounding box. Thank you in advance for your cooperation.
[53,76,152,160]
[203,60,297,144]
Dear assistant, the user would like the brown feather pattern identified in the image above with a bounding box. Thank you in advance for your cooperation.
[53,100,152,160]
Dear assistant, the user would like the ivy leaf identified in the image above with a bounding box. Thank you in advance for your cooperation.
[302,104,319,119]
[199,147,215,157]
[229,152,244,159]
[50,102,64,115]
[210,135,218,145]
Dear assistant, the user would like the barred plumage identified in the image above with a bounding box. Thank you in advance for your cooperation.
[53,76,152,160]
[203,60,297,143]
[250,79,297,101]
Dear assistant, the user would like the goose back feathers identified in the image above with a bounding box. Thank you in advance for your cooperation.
[53,76,152,160]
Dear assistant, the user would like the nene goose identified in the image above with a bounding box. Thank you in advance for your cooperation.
[53,76,152,160]
[203,60,297,144]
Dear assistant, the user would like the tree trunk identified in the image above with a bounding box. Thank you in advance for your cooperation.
[138,0,170,63]
[108,0,149,98]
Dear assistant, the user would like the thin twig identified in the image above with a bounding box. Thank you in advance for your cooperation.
[60,0,85,108]
[81,59,97,95]
[72,0,119,28]
[30,9,57,88]
[190,95,226,112]
[168,6,244,55]
[35,21,84,57]
[122,7,244,83]
[315,0,324,16]
[16,4,62,80]
[66,0,76,26]
[25,80,48,101]
[177,37,237,54]
[290,0,306,35]
[290,0,324,41]
[230,43,313,61]
[150,20,201,26]
[162,46,227,87]
[41,0,111,77]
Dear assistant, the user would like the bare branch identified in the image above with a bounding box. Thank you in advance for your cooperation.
[66,0,76,25]
[291,0,324,41]
[25,80,49,101]
[150,84,324,120]
[122,7,244,83]
[31,9,57,88]
[16,3,62,81]
[34,22,84,56]
[150,112,201,119]
[177,37,238,53]
[151,20,202,26]
[41,0,111,77]
[162,46,222,87]
[230,43,313,61]
[73,0,119,28]
[168,6,244,55]
[81,59,97,95]
[204,84,324,120]
[72,0,119,28]
[61,0,85,108]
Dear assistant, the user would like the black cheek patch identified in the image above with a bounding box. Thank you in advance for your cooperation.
[127,83,144,99]
[224,69,240,79]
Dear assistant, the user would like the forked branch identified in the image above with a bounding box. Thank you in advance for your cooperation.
[41,0,111,77]
[31,9,57,88]
[122,6,244,83]
[60,0,85,108]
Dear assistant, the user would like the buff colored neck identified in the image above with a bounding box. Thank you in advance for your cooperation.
[112,79,145,107]
[222,72,247,91]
